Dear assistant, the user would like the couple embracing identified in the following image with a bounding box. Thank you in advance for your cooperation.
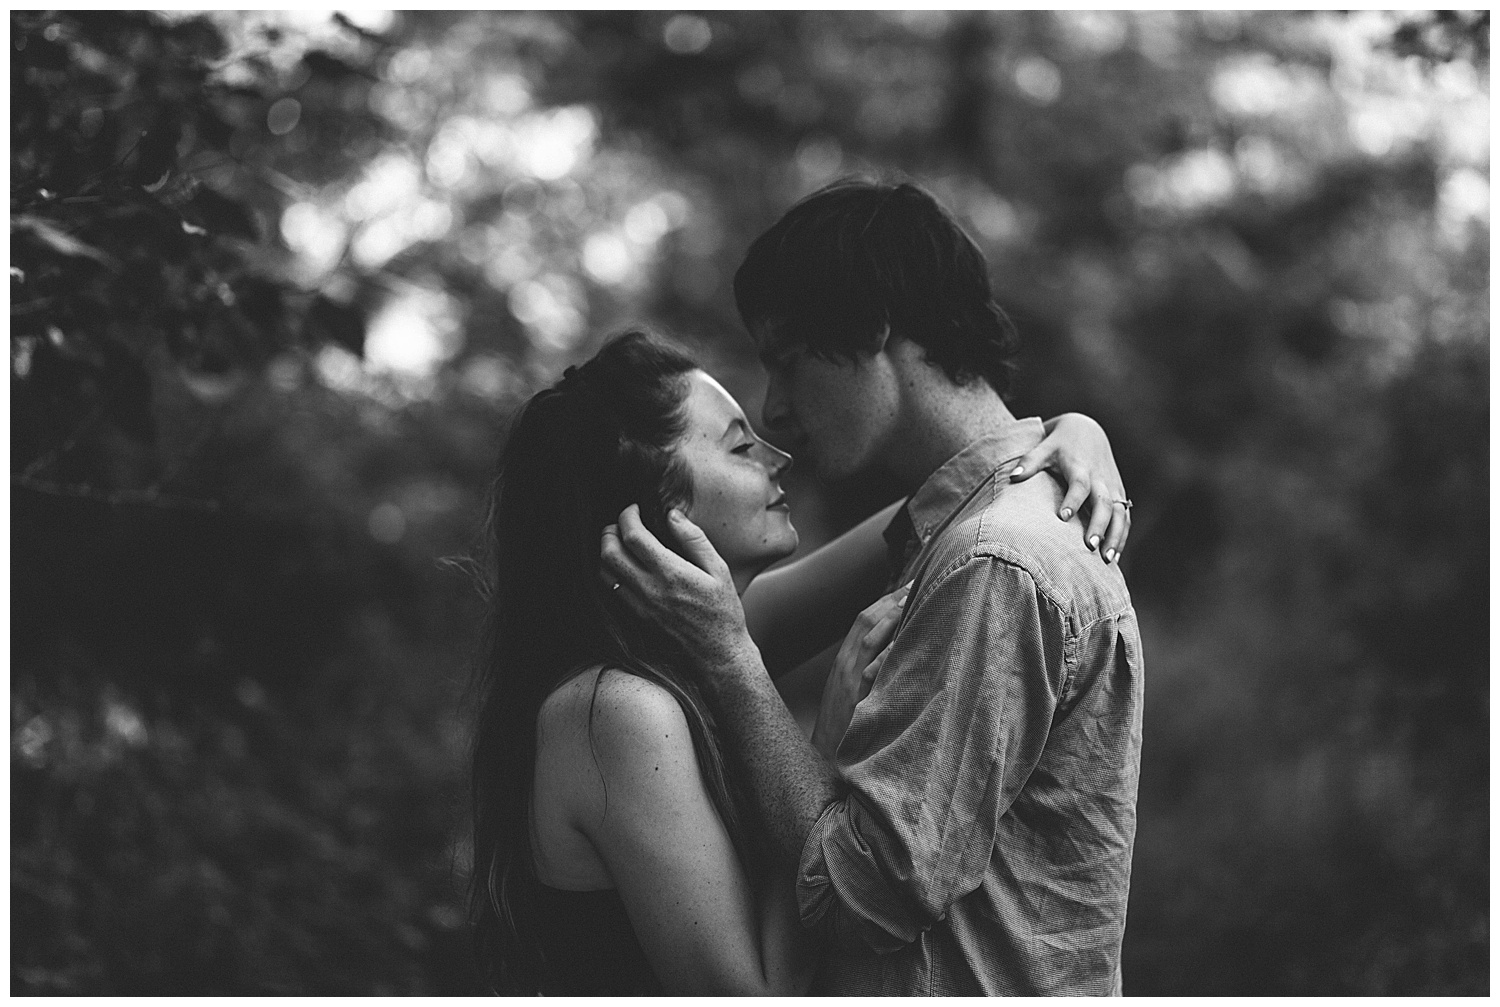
[468,180,1145,995]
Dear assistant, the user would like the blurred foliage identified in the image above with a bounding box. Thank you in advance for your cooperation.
[10,10,1487,994]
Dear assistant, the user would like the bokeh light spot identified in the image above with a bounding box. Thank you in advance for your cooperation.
[281,201,347,279]
[624,200,671,245]
[368,502,407,544]
[583,232,632,285]
[364,288,463,378]
[267,97,302,135]
[663,15,712,55]
[794,136,843,185]
[1014,57,1063,104]
[517,106,596,180]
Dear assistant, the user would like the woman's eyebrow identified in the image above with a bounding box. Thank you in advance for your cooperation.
[720,417,751,442]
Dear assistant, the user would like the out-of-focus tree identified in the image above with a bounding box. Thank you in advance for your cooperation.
[11,11,485,994]
[11,9,1486,995]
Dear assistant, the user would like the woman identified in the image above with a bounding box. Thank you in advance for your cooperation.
[468,330,1127,994]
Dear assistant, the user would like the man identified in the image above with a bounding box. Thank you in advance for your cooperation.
[604,180,1144,995]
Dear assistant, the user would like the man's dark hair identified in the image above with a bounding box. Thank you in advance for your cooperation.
[733,178,1021,396]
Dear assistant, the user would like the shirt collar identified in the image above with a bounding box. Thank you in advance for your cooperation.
[895,417,1047,549]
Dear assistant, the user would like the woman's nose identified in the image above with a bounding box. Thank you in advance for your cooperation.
[757,440,793,477]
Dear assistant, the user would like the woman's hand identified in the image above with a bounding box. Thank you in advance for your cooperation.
[810,582,910,763]
[1010,412,1132,563]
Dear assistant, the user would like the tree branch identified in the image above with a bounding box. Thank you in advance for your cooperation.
[12,475,222,513]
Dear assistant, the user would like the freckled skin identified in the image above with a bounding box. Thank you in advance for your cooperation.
[674,371,799,586]
[754,327,903,486]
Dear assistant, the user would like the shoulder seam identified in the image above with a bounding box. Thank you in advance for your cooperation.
[918,548,1133,631]
[919,550,1070,620]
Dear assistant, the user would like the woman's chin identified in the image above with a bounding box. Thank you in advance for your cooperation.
[731,536,800,592]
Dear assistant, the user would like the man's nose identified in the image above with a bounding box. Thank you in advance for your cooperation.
[761,377,791,433]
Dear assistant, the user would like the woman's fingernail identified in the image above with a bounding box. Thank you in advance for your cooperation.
[1010,465,1025,479]
[1088,535,1100,550]
[1059,508,1072,521]
[1104,548,1116,563]
[897,595,907,607]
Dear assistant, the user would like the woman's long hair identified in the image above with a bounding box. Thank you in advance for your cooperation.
[467,331,754,993]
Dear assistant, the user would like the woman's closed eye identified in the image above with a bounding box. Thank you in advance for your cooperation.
[730,442,756,455]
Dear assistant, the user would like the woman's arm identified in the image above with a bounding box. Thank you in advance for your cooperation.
[1016,412,1133,562]
[742,498,902,677]
[742,411,1133,676]
[576,671,817,995]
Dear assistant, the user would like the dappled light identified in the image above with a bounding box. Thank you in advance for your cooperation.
[10,10,1487,995]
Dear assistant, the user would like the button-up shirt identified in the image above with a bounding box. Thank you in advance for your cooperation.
[797,418,1146,995]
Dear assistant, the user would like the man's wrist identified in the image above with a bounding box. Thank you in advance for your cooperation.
[696,632,767,688]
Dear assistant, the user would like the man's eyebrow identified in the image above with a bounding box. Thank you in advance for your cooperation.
[756,331,792,361]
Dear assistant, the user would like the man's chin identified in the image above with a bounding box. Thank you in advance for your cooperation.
[804,452,852,485]
[810,456,867,487]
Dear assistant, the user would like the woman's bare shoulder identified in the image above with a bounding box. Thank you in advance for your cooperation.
[538,666,691,764]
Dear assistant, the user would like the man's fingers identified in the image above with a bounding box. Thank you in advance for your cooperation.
[615,504,717,587]
[666,508,729,577]
[601,521,650,594]
[598,524,622,591]
[1058,477,1089,524]
[616,504,671,566]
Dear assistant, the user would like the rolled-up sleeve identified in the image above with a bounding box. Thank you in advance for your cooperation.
[797,555,1067,952]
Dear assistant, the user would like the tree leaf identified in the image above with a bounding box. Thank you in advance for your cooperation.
[129,113,183,187]
[12,215,120,269]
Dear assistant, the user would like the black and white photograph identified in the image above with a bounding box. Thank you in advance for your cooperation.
[10,10,1488,996]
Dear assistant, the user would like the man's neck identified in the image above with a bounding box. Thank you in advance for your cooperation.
[883,351,1020,494]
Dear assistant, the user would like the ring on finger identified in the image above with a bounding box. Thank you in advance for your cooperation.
[1112,498,1133,510]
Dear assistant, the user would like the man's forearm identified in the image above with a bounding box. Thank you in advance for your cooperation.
[707,640,842,865]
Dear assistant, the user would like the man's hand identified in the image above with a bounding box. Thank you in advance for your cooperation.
[1009,412,1132,564]
[810,582,909,763]
[600,505,757,672]
[603,504,841,865]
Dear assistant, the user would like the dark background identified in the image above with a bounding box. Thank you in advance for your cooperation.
[10,11,1488,994]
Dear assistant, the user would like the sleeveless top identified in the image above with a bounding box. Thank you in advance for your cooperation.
[524,872,663,995]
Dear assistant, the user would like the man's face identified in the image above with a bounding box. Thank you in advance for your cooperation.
[753,324,900,485]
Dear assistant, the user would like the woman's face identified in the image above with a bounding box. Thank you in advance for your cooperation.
[674,370,798,586]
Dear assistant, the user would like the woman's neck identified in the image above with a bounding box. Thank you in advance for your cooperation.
[731,566,755,597]
[731,555,781,597]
